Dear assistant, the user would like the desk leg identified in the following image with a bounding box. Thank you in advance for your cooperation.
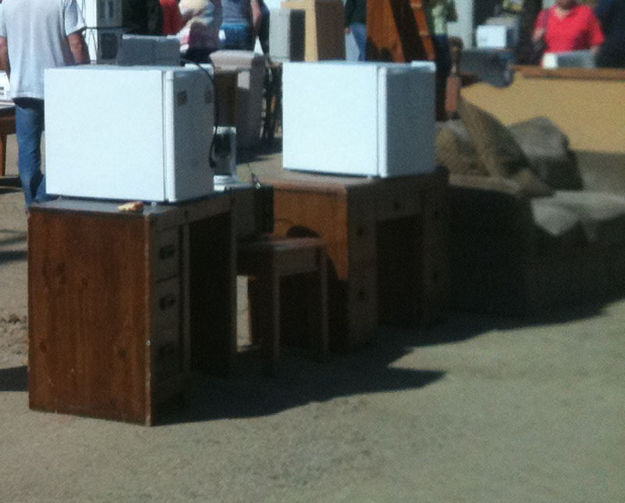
[0,133,6,177]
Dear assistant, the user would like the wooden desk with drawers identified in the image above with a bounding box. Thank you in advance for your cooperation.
[26,186,273,425]
[266,168,449,351]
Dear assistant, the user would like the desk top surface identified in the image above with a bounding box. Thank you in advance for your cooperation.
[29,192,232,221]
[264,167,447,194]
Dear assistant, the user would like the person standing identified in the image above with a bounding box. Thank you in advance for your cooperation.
[161,0,186,35]
[220,0,262,50]
[0,0,90,208]
[532,0,604,55]
[179,0,223,62]
[595,0,625,67]
[426,0,457,120]
[427,0,457,80]
[344,0,367,61]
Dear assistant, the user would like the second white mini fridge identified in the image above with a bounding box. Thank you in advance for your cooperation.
[282,61,436,178]
[45,65,214,202]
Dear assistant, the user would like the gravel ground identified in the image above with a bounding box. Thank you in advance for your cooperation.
[1,136,624,502]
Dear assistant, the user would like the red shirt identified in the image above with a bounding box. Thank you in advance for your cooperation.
[536,5,605,53]
[160,0,184,35]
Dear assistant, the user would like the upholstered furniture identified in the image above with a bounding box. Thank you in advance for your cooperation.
[439,99,625,315]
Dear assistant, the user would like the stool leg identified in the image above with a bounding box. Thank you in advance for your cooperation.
[308,250,328,360]
[257,269,280,376]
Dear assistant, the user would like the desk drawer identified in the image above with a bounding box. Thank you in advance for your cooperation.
[348,208,376,267]
[153,229,180,281]
[152,326,183,382]
[376,190,422,221]
[346,266,377,344]
[153,277,181,331]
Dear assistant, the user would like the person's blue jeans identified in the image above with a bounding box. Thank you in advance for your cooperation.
[350,22,367,61]
[221,23,255,51]
[14,98,53,208]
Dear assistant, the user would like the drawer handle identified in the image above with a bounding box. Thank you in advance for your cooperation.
[159,294,177,311]
[357,226,367,237]
[159,244,177,260]
[393,201,403,211]
[357,289,368,302]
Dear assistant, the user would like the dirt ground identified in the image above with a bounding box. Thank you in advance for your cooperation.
[1,135,624,502]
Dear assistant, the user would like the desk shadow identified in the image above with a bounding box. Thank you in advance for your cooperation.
[0,187,21,196]
[0,250,27,265]
[160,298,622,424]
[160,332,445,425]
[407,298,622,347]
[0,366,28,392]
[0,175,22,193]
[0,230,27,247]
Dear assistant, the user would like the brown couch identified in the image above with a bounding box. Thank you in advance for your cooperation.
[439,100,625,315]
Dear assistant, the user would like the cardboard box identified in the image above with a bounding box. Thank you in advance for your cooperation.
[476,25,510,49]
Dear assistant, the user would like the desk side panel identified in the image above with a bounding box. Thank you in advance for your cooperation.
[28,211,150,423]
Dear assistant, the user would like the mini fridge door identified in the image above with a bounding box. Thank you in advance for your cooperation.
[282,61,435,178]
[45,66,213,202]
[45,66,168,201]
[283,62,381,177]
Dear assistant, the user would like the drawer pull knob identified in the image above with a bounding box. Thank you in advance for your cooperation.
[357,289,367,301]
[393,201,402,211]
[357,226,366,237]
[159,244,176,260]
[159,294,177,311]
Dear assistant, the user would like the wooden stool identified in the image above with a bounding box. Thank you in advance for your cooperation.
[237,236,328,375]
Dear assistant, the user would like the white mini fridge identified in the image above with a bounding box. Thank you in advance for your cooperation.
[282,61,436,178]
[45,65,214,202]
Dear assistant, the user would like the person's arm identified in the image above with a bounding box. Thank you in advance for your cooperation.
[532,9,547,42]
[67,31,90,64]
[0,37,9,77]
[250,0,262,36]
[588,9,606,53]
[344,0,354,32]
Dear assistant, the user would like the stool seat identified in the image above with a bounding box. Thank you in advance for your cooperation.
[237,236,328,375]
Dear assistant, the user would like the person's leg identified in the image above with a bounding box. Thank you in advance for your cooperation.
[350,22,367,61]
[433,34,451,120]
[258,3,270,55]
[14,98,50,208]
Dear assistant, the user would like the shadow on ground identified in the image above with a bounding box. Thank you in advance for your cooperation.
[0,250,27,266]
[160,326,447,425]
[0,175,21,189]
[0,365,27,392]
[2,301,619,423]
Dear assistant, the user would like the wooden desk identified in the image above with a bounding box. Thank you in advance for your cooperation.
[0,104,16,177]
[266,168,449,351]
[28,195,235,425]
